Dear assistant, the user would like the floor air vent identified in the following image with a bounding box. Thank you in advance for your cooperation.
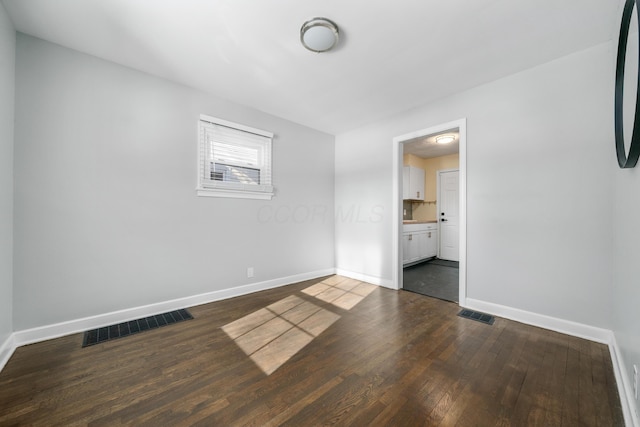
[457,309,495,325]
[82,309,193,347]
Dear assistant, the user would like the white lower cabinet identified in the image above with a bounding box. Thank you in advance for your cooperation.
[426,229,437,258]
[402,223,437,266]
[402,232,417,264]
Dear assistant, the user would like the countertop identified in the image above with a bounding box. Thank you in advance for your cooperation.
[403,220,437,224]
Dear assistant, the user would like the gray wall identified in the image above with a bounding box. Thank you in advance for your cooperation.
[335,42,614,329]
[13,34,335,330]
[612,0,640,418]
[0,3,14,347]
[613,149,640,420]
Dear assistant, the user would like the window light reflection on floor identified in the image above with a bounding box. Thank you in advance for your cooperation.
[302,277,377,310]
[221,276,376,375]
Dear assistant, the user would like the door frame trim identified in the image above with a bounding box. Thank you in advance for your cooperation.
[391,118,467,306]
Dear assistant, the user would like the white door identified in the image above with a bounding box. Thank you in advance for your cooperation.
[439,170,459,261]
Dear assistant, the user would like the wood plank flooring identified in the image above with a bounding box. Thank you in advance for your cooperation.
[0,275,624,426]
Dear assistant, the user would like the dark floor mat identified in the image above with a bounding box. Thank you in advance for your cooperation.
[82,309,193,347]
[425,259,459,268]
[458,309,495,325]
[403,259,459,303]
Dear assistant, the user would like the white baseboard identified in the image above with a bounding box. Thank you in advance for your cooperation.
[0,333,16,373]
[464,298,612,344]
[335,269,394,289]
[11,268,336,349]
[465,297,638,427]
[609,333,640,427]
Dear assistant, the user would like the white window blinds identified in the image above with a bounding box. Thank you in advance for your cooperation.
[197,115,274,199]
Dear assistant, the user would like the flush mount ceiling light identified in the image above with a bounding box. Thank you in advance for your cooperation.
[300,17,339,53]
[436,135,456,144]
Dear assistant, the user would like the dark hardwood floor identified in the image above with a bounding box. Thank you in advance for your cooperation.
[0,276,623,426]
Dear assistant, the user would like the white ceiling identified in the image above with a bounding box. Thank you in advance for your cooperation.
[2,0,621,135]
[404,130,459,159]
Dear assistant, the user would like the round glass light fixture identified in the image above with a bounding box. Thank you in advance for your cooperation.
[436,135,455,144]
[300,17,339,53]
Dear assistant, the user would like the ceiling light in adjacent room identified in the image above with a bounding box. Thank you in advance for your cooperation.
[300,18,340,53]
[436,135,455,144]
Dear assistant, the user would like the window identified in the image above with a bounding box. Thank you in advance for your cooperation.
[197,114,274,199]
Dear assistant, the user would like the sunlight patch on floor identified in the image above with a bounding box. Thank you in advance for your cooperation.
[222,295,338,375]
[221,276,376,375]
[303,277,377,310]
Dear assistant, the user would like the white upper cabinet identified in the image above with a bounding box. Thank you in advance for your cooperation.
[402,165,425,201]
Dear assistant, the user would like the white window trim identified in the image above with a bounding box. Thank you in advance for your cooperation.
[196,114,274,200]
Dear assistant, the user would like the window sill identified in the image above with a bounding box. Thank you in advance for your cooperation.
[196,188,274,200]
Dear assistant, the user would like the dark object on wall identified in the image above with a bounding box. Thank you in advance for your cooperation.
[615,0,640,168]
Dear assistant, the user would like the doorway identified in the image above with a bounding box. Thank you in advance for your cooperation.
[391,118,466,306]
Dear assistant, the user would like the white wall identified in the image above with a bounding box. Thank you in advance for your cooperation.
[336,42,614,329]
[0,4,15,350]
[13,34,335,330]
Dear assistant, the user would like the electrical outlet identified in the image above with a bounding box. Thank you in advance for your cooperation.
[632,364,638,400]
[247,267,254,278]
